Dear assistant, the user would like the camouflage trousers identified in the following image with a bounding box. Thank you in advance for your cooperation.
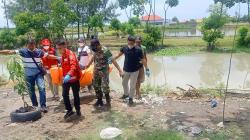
[93,72,110,100]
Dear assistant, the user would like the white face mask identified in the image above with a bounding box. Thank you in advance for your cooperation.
[43,46,49,50]
[78,43,85,47]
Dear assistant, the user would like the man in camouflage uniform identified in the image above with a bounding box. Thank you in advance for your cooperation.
[86,38,123,108]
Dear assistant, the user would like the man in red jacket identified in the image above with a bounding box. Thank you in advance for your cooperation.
[40,38,59,100]
[55,38,82,119]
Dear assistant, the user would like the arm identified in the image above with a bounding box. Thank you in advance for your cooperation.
[86,55,94,68]
[67,53,78,77]
[142,54,148,69]
[113,51,123,60]
[112,58,123,76]
[0,50,16,55]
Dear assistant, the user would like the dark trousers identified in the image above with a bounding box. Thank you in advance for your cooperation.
[62,81,80,112]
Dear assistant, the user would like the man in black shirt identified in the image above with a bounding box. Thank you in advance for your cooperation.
[114,36,144,105]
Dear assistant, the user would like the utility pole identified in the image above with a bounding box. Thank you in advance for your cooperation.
[248,0,250,24]
[2,0,9,29]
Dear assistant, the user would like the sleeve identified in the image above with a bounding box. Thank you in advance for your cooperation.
[17,49,24,56]
[120,46,125,53]
[67,52,78,76]
[38,49,45,57]
[139,49,143,59]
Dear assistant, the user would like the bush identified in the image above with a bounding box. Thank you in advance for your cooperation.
[142,26,162,51]
[237,27,249,47]
[0,29,17,49]
[126,24,135,36]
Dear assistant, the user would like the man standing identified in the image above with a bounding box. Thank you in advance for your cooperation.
[55,38,82,119]
[86,38,123,108]
[135,36,150,99]
[40,38,59,100]
[114,36,144,106]
[0,39,50,112]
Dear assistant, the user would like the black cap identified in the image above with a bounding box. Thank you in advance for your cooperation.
[78,37,85,43]
[27,39,36,45]
[128,36,135,42]
[55,38,66,46]
[90,38,100,47]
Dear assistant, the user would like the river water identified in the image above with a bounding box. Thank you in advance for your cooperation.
[1,53,250,91]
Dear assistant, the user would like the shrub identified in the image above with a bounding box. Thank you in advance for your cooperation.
[126,24,135,36]
[0,29,17,49]
[237,27,249,47]
[142,26,162,51]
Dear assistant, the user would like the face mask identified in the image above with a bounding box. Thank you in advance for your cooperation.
[43,46,49,50]
[78,43,84,47]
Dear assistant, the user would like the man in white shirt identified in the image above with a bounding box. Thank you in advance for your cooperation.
[77,37,93,92]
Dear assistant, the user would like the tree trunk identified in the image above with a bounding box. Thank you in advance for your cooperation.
[146,0,153,32]
[2,0,9,29]
[162,5,169,47]
[87,26,91,39]
[248,0,250,24]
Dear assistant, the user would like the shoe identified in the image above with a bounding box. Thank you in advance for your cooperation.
[32,106,40,111]
[76,110,82,116]
[94,99,104,109]
[120,94,129,99]
[64,111,75,119]
[128,98,134,106]
[105,94,111,106]
[41,107,48,113]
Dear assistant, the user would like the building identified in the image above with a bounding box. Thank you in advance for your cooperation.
[140,15,165,25]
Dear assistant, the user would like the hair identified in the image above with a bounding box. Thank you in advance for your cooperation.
[136,36,142,41]
[55,38,66,46]
[26,39,36,46]
[128,35,136,42]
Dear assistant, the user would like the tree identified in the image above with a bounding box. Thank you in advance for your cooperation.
[110,18,121,37]
[201,13,227,51]
[50,0,78,38]
[172,16,179,23]
[117,0,149,18]
[128,17,141,27]
[162,0,179,46]
[143,25,162,51]
[237,26,250,46]
[88,14,104,37]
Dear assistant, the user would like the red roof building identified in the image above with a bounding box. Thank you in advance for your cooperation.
[140,15,164,25]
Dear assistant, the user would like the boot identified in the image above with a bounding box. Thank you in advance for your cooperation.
[105,94,111,107]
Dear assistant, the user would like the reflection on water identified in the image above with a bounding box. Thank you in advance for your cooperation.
[165,27,235,37]
[1,53,250,91]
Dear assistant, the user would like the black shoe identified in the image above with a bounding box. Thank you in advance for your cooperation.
[128,98,134,106]
[94,99,104,107]
[76,110,82,116]
[41,107,48,113]
[120,94,129,99]
[64,111,75,119]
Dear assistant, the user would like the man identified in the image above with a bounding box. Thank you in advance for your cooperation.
[40,38,59,100]
[114,36,145,106]
[86,38,123,108]
[135,36,150,99]
[77,37,92,92]
[55,38,82,119]
[0,39,55,112]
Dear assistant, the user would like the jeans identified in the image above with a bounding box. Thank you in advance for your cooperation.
[62,81,80,112]
[26,74,46,107]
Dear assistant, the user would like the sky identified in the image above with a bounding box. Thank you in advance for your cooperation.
[0,0,248,28]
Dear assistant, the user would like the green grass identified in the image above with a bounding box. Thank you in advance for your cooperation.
[155,46,200,56]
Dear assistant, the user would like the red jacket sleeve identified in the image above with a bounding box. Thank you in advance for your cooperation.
[67,52,77,76]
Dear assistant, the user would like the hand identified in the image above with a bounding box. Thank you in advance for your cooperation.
[63,75,71,83]
[119,70,124,77]
[145,68,150,77]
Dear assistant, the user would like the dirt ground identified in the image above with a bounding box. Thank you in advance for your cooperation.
[0,87,249,140]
